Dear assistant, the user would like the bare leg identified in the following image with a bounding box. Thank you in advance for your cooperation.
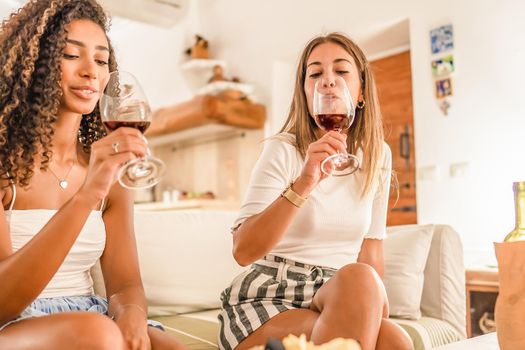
[236,309,319,350]
[0,312,124,350]
[148,326,187,350]
[235,263,412,350]
[376,319,414,350]
[309,263,386,349]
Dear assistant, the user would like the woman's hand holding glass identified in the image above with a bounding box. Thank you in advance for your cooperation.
[295,131,348,193]
[99,71,165,190]
[78,128,148,204]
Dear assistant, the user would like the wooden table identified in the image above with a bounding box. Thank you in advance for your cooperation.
[465,268,499,338]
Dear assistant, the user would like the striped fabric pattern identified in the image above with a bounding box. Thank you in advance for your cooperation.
[218,255,336,350]
[0,295,164,331]
[393,317,463,350]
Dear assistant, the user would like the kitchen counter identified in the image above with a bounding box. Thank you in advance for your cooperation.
[133,199,240,211]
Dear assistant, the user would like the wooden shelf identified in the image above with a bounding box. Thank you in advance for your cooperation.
[147,123,243,147]
[180,59,226,71]
[180,59,227,91]
[146,94,265,147]
[197,81,254,97]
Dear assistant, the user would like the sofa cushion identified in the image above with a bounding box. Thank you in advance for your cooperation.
[136,210,246,315]
[384,224,434,319]
[93,210,246,316]
[392,317,462,350]
[152,310,220,350]
[153,309,461,350]
[420,225,466,338]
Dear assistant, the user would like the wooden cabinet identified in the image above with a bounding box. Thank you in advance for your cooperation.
[465,268,499,338]
[371,51,417,226]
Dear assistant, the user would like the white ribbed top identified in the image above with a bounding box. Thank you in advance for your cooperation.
[234,133,392,269]
[5,209,106,298]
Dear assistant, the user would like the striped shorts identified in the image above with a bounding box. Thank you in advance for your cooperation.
[218,255,336,350]
[0,295,164,332]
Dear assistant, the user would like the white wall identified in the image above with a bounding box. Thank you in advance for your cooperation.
[108,18,193,109]
[408,0,525,266]
[0,0,197,109]
[196,0,525,266]
[3,0,525,266]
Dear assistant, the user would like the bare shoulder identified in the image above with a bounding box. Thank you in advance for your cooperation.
[0,179,11,210]
[0,180,13,258]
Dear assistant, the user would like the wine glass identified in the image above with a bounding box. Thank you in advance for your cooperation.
[313,75,360,176]
[99,71,165,189]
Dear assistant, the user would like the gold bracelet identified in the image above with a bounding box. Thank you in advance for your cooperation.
[281,182,308,208]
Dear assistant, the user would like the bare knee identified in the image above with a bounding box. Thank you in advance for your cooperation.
[68,313,124,350]
[335,263,382,291]
[315,263,385,312]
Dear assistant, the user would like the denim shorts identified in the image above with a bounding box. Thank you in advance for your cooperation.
[0,295,164,331]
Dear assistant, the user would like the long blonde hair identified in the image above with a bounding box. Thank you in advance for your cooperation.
[279,32,385,197]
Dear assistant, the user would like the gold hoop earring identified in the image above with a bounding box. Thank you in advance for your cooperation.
[357,100,366,109]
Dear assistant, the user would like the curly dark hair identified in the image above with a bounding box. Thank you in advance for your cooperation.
[0,0,117,188]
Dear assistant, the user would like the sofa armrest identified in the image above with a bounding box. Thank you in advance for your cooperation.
[421,224,466,338]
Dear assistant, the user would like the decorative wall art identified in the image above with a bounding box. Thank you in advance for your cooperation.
[430,24,455,116]
[430,24,454,55]
[435,77,453,99]
[431,54,455,77]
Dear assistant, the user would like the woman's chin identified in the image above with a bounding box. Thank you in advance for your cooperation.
[60,102,98,116]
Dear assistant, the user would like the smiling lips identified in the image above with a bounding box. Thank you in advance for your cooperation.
[70,86,98,100]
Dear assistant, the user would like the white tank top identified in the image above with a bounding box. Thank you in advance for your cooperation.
[5,184,106,298]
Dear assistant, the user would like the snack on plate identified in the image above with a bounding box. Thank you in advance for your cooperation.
[315,337,361,350]
[248,334,361,350]
[282,334,360,350]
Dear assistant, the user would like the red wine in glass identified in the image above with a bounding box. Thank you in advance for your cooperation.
[104,121,151,134]
[315,113,350,132]
[103,101,152,133]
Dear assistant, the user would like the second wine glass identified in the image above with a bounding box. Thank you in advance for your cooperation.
[313,75,360,176]
[99,71,165,189]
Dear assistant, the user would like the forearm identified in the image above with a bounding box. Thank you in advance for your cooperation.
[357,250,384,278]
[107,285,147,321]
[0,192,96,323]
[233,176,314,266]
[367,256,384,278]
[357,237,385,279]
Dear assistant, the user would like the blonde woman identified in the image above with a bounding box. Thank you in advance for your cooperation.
[218,33,413,350]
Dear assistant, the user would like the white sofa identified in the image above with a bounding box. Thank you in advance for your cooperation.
[92,210,466,350]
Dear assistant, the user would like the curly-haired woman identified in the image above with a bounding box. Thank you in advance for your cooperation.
[0,1,185,349]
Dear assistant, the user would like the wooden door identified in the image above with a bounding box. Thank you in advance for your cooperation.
[370,51,417,226]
